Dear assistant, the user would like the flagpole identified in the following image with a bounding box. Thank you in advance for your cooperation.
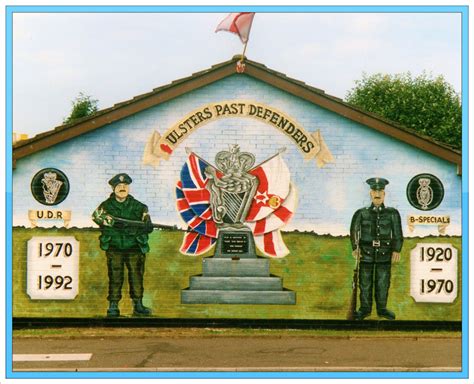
[241,41,248,63]
[185,147,217,170]
[250,147,287,171]
[240,12,255,62]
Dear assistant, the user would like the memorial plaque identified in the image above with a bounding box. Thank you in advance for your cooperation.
[214,229,257,259]
[222,233,249,254]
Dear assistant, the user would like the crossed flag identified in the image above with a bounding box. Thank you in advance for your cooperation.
[176,152,297,258]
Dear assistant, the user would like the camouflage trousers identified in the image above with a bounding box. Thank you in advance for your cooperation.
[106,249,145,302]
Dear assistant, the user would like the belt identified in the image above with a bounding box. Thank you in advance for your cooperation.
[361,240,391,248]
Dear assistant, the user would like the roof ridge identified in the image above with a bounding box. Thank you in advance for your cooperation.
[13,56,461,170]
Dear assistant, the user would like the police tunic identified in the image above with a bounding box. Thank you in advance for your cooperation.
[350,203,403,313]
[350,204,403,263]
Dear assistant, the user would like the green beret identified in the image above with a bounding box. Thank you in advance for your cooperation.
[366,177,389,190]
[109,173,132,188]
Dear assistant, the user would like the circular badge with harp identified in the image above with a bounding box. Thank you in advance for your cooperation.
[406,173,444,211]
[30,168,70,206]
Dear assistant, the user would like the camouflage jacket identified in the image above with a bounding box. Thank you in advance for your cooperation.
[92,194,152,253]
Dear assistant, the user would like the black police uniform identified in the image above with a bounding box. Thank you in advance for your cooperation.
[350,178,403,320]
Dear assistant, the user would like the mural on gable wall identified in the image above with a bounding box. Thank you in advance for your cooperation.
[12,59,462,321]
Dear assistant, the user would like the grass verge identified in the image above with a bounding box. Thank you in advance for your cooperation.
[13,327,461,339]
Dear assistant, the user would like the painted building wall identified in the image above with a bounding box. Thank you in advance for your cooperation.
[12,73,462,320]
[13,74,461,235]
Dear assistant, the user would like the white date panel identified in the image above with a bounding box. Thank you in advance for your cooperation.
[410,243,458,303]
[27,236,79,300]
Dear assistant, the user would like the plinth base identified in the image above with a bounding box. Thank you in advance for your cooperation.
[181,289,296,305]
[181,257,296,305]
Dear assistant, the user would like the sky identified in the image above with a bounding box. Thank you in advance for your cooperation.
[12,10,462,138]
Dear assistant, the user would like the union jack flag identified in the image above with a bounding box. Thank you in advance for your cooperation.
[176,181,218,238]
[180,153,213,220]
[176,152,296,258]
[180,230,216,256]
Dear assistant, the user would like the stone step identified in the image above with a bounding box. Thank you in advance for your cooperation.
[189,276,283,291]
[202,257,269,277]
[181,289,296,305]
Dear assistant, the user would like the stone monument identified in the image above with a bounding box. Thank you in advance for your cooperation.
[181,145,296,304]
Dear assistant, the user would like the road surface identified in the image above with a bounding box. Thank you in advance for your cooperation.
[12,335,461,372]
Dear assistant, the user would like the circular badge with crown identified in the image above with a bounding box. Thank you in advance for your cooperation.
[406,173,444,211]
[30,168,70,206]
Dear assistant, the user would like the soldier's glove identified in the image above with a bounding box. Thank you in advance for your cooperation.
[144,217,154,234]
[104,215,115,227]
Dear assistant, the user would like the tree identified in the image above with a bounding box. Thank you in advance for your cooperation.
[345,72,461,148]
[63,92,99,125]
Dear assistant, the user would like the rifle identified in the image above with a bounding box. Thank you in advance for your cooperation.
[347,231,361,320]
[109,216,175,231]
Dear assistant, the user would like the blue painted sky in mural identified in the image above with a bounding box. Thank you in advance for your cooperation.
[13,10,461,137]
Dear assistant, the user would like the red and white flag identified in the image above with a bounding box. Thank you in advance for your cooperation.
[247,183,297,236]
[245,153,291,222]
[215,12,255,44]
[254,230,289,258]
[180,230,216,256]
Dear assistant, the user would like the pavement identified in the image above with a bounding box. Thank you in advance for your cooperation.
[12,334,462,372]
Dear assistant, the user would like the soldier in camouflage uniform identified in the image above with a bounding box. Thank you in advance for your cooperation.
[92,173,153,317]
[350,178,403,320]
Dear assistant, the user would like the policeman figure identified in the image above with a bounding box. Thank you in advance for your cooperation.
[350,178,403,320]
[92,173,153,317]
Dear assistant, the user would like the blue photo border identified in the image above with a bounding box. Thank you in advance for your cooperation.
[4,5,469,380]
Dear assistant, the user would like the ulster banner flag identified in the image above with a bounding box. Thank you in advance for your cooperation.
[246,153,291,222]
[254,230,289,258]
[246,183,297,236]
[215,13,255,44]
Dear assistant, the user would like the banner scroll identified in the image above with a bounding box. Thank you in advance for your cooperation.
[143,100,334,168]
[28,210,72,228]
[407,214,450,235]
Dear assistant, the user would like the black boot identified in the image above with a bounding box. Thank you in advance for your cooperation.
[377,308,396,320]
[107,301,120,317]
[133,299,151,316]
[355,309,371,321]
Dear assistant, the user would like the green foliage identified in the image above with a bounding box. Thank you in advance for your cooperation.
[63,92,99,124]
[345,72,461,148]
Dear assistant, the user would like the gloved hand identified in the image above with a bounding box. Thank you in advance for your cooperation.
[104,215,115,227]
[144,216,154,234]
